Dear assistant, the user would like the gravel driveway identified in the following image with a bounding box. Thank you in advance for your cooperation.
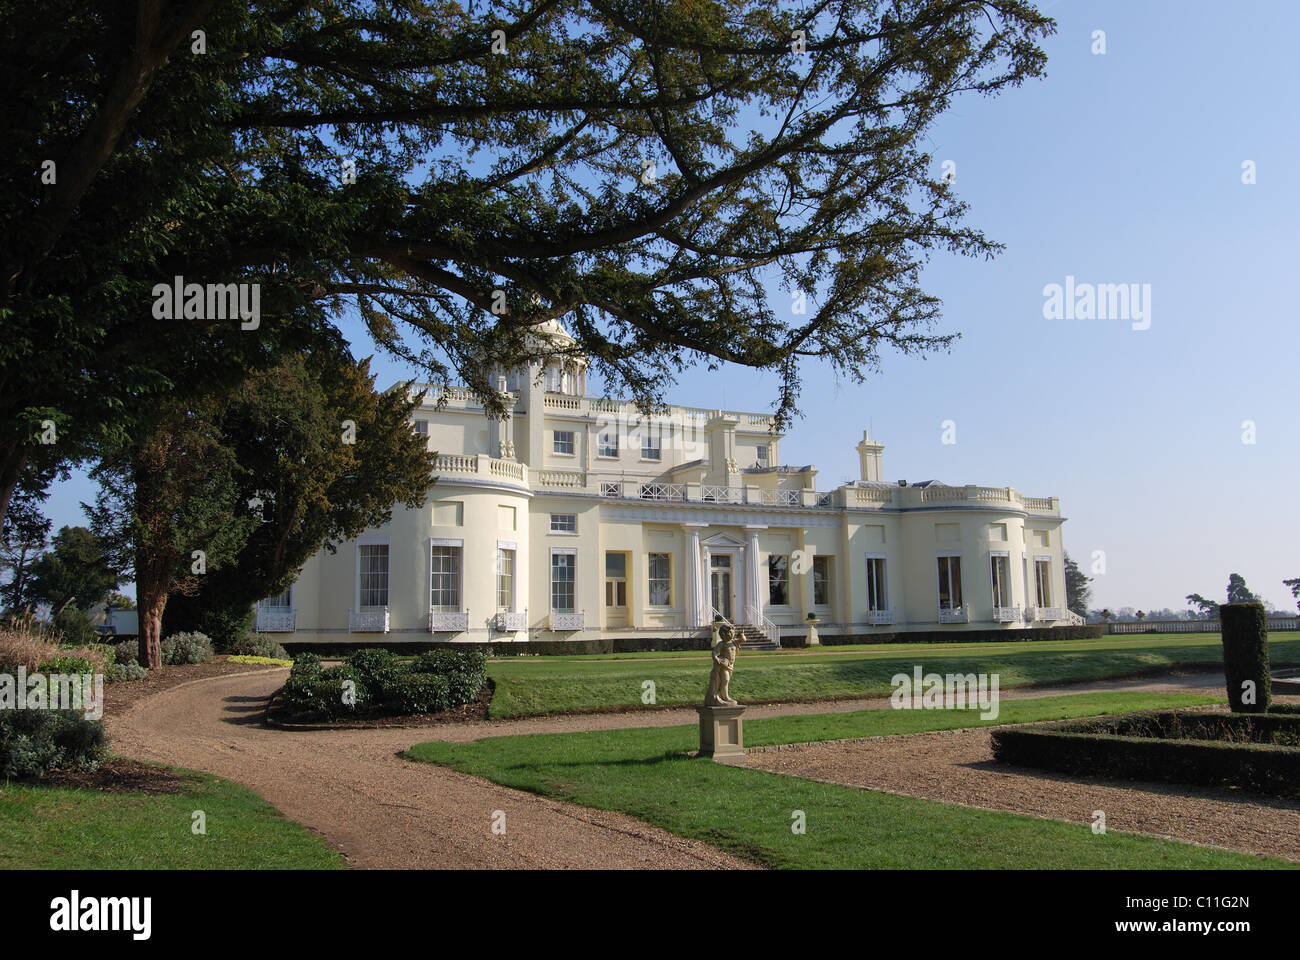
[105,665,1260,868]
[106,669,754,870]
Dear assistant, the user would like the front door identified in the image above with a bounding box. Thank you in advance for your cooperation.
[604,551,628,627]
[710,554,733,620]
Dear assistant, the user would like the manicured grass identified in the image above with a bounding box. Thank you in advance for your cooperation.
[0,766,346,869]
[406,691,1292,869]
[486,633,1300,718]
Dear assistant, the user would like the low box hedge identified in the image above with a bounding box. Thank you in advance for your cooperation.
[818,624,1103,645]
[991,710,1300,796]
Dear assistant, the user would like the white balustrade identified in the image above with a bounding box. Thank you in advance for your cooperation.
[701,485,742,503]
[638,482,684,501]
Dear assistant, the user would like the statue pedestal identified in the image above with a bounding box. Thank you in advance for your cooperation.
[806,621,820,645]
[696,704,746,762]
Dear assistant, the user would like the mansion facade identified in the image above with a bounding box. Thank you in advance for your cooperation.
[261,323,1079,646]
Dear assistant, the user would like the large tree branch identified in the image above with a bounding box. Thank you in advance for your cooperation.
[13,0,215,290]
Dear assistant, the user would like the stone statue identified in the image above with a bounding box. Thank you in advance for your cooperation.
[705,623,741,706]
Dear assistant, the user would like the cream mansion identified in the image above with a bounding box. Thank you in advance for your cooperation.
[259,323,1081,647]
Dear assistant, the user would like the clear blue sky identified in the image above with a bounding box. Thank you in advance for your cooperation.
[42,0,1299,613]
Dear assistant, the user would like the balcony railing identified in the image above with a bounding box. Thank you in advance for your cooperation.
[866,609,895,625]
[701,484,742,504]
[495,610,527,631]
[255,608,296,633]
[432,453,527,486]
[938,606,969,624]
[349,608,390,633]
[429,609,469,632]
[1030,606,1063,622]
[549,611,584,631]
[525,470,1060,518]
[992,605,1020,623]
[638,481,685,501]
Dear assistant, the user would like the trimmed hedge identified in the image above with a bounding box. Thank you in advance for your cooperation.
[991,710,1300,796]
[1221,602,1270,713]
[817,625,1104,645]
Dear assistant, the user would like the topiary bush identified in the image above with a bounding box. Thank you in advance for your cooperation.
[234,633,289,660]
[379,673,451,714]
[289,652,322,679]
[0,709,107,778]
[112,640,139,667]
[346,648,396,686]
[160,631,214,665]
[411,649,487,705]
[280,664,369,719]
[1221,602,1270,714]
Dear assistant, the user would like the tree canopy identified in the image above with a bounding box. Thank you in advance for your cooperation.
[25,525,121,617]
[1063,552,1090,619]
[164,351,437,646]
[1,0,1055,529]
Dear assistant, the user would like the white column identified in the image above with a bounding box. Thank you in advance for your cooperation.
[701,545,712,619]
[746,527,762,622]
[685,526,703,627]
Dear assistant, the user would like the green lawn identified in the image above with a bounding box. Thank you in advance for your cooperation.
[407,691,1293,869]
[486,633,1298,718]
[0,765,346,869]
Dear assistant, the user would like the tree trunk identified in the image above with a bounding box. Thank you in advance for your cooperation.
[0,443,27,537]
[140,598,165,671]
[135,559,170,670]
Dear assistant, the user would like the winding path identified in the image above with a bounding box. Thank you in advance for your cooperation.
[106,667,1228,869]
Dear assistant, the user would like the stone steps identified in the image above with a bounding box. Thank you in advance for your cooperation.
[734,625,780,650]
